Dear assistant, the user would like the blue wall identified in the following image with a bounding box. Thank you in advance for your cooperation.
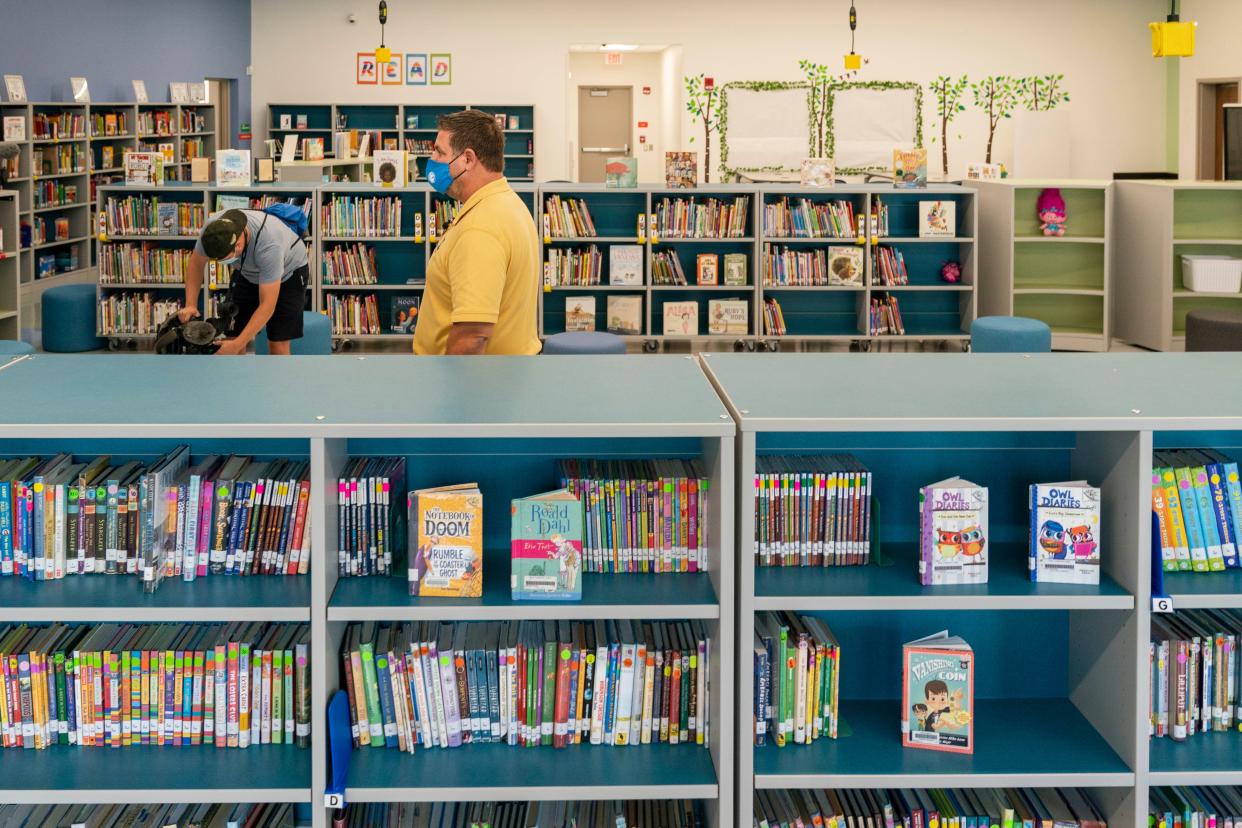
[0,0,251,147]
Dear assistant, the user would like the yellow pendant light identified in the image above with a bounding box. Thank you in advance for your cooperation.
[1150,0,1196,57]
[844,2,863,70]
[375,1,391,64]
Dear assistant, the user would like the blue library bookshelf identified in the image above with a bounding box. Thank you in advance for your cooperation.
[700,351,1242,828]
[0,353,734,827]
[265,104,536,182]
[96,182,316,347]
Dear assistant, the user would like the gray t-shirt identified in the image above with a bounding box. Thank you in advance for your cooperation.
[195,208,308,285]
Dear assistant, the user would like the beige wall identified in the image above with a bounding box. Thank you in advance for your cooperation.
[567,51,667,182]
[251,0,1169,181]
[1176,3,1242,178]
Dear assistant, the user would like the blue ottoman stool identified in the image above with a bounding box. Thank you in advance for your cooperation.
[0,340,35,356]
[42,284,105,353]
[970,316,1052,353]
[542,331,626,355]
[255,311,333,355]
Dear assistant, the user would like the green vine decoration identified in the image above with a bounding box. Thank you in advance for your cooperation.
[799,60,834,159]
[1020,74,1070,112]
[717,80,813,181]
[825,80,924,175]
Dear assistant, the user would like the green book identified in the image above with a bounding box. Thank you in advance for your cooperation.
[271,648,283,745]
[540,620,556,746]
[511,489,583,601]
[359,641,384,747]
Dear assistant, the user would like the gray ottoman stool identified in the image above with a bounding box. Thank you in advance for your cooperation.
[1185,309,1242,352]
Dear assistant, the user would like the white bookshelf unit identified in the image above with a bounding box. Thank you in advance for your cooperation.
[0,189,18,339]
[1114,181,1242,352]
[969,179,1112,352]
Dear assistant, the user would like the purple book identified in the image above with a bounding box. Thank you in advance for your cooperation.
[918,478,989,586]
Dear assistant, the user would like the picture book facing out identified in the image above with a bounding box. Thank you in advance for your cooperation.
[893,148,928,189]
[123,151,164,186]
[605,156,638,189]
[510,489,583,601]
[665,152,697,188]
[918,478,988,585]
[609,245,643,286]
[919,200,956,238]
[407,483,483,597]
[606,295,642,335]
[1029,481,1101,584]
[565,296,596,332]
[902,631,974,753]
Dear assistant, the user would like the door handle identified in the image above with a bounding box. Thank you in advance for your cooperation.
[581,145,630,153]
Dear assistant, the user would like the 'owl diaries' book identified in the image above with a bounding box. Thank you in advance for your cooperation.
[918,478,988,585]
[407,483,483,597]
[510,489,583,601]
[902,631,974,753]
[1029,481,1101,584]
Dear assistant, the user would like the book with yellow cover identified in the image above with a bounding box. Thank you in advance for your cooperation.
[407,483,483,597]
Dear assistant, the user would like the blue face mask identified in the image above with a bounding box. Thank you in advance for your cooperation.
[425,151,463,195]
[219,255,241,267]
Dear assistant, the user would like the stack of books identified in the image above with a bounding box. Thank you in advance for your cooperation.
[99,243,191,284]
[339,619,711,752]
[545,245,603,286]
[0,622,310,750]
[754,454,874,567]
[558,459,710,573]
[326,293,381,335]
[756,788,1108,828]
[335,456,406,577]
[753,611,841,747]
[1152,787,1242,828]
[323,243,380,285]
[763,197,858,238]
[544,196,598,238]
[1152,449,1242,572]
[336,800,707,827]
[321,196,403,238]
[0,804,301,826]
[762,297,788,336]
[97,292,180,336]
[1150,608,1242,740]
[655,196,749,239]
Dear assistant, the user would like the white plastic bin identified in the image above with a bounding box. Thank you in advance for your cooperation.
[1181,255,1242,293]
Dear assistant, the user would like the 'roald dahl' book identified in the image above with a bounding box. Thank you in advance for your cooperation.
[407,483,483,597]
[918,478,988,585]
[510,489,584,601]
[902,630,974,754]
[1029,481,1101,584]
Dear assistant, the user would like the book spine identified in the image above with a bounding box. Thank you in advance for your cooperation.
[436,642,463,748]
[295,642,310,748]
[1207,464,1238,568]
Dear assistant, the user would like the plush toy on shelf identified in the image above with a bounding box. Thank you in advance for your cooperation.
[941,261,962,283]
[1038,188,1067,237]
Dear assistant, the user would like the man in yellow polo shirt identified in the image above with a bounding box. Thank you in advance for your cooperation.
[413,110,541,355]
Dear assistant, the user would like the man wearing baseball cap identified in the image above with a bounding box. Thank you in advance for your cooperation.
[182,207,309,355]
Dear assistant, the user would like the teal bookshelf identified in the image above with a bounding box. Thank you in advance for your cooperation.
[700,351,1242,828]
[96,182,314,347]
[265,104,536,181]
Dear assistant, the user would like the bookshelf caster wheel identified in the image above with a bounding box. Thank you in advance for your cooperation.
[125,339,139,351]
[854,340,872,353]
[961,342,971,353]
[107,339,121,352]
[765,340,780,353]
[642,340,658,353]
[733,339,748,352]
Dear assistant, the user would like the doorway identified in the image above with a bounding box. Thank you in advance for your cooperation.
[1196,79,1240,180]
[577,86,633,183]
[206,78,233,150]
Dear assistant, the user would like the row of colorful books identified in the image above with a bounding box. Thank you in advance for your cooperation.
[763,197,859,239]
[1149,608,1242,740]
[873,246,911,285]
[340,619,710,753]
[1151,787,1242,828]
[754,455,873,567]
[97,292,179,335]
[0,451,312,585]
[136,110,174,136]
[32,112,86,140]
[33,144,86,176]
[0,622,310,751]
[323,242,380,285]
[321,196,404,238]
[653,196,750,239]
[0,803,299,827]
[869,294,906,336]
[104,196,205,236]
[326,292,383,335]
[545,244,603,286]
[762,296,788,336]
[99,242,191,284]
[762,245,865,287]
[757,787,1106,828]
[29,216,72,246]
[434,200,458,234]
[183,138,207,159]
[181,111,207,132]
[651,249,689,285]
[89,111,129,137]
[753,611,840,747]
[336,457,405,577]
[32,180,80,210]
[559,459,710,574]
[1152,450,1242,572]
[336,800,706,828]
[543,196,598,238]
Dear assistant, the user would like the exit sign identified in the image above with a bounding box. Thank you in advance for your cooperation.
[605,52,623,65]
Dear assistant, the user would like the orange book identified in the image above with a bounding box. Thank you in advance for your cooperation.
[902,632,974,753]
[408,484,483,597]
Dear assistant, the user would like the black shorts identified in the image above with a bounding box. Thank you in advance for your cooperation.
[228,266,309,342]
